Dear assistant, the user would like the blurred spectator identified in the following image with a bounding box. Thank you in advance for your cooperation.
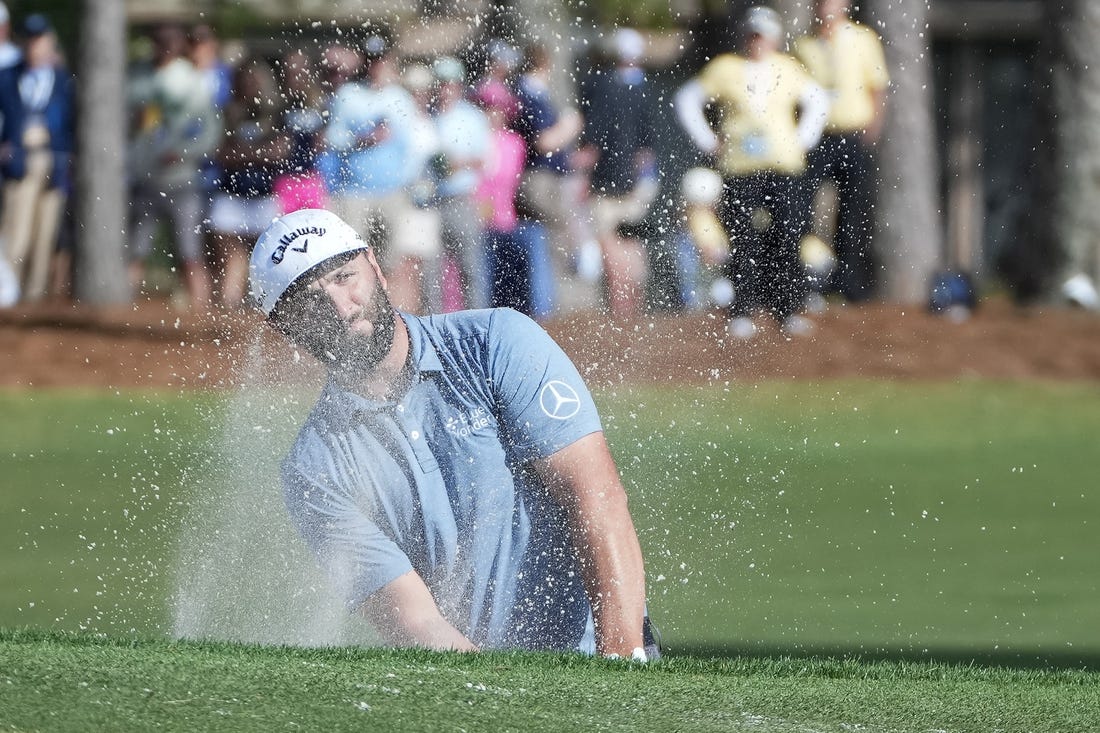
[0,0,14,306]
[317,32,431,313]
[675,6,828,339]
[0,2,19,71]
[188,24,232,110]
[188,23,233,221]
[431,56,491,310]
[513,43,586,312]
[127,23,220,308]
[475,78,530,313]
[273,49,327,214]
[208,57,291,308]
[0,13,74,303]
[473,39,520,123]
[580,28,659,317]
[793,0,890,302]
[318,42,361,103]
[393,59,442,313]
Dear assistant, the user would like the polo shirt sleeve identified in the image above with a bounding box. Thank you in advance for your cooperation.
[486,308,603,462]
[282,457,414,609]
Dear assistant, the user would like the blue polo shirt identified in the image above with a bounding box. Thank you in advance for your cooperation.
[282,308,603,651]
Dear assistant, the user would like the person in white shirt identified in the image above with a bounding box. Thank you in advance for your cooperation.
[430,57,491,311]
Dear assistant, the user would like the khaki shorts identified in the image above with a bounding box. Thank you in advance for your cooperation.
[331,191,441,264]
[590,178,659,237]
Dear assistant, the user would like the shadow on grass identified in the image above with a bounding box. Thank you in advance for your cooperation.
[669,642,1100,671]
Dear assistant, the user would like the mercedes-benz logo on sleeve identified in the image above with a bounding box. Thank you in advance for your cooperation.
[539,380,582,420]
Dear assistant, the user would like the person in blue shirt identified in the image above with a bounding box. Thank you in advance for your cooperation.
[0,13,74,303]
[249,208,657,660]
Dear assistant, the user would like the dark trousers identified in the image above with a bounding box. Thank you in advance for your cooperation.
[487,228,530,315]
[719,171,806,322]
[486,223,557,319]
[804,133,876,301]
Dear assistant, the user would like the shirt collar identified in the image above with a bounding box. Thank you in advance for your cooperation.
[401,312,443,375]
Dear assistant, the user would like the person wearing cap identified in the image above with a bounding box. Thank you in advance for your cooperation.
[0,13,74,303]
[318,31,435,314]
[675,5,828,339]
[207,57,292,308]
[513,42,587,311]
[126,23,220,308]
[248,207,658,660]
[473,40,520,125]
[389,60,443,313]
[430,56,491,311]
[579,28,659,318]
[474,79,532,315]
[792,0,890,302]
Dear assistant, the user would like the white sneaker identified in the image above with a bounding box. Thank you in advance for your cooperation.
[781,314,814,337]
[1062,273,1100,310]
[0,256,19,307]
[727,316,757,340]
[576,240,603,282]
[804,292,827,314]
[709,277,734,308]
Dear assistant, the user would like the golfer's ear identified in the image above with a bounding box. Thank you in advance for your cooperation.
[365,248,388,290]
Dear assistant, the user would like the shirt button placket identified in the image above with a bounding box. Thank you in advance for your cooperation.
[395,404,419,441]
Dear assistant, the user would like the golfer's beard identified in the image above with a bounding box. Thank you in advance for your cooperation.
[329,288,396,375]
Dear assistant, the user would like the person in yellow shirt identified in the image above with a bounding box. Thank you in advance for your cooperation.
[793,0,890,302]
[675,6,828,339]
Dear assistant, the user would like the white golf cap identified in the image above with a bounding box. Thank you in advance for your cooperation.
[744,6,783,42]
[249,208,368,316]
[612,28,645,63]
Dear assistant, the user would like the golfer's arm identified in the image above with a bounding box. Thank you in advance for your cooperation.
[358,570,478,652]
[535,431,647,657]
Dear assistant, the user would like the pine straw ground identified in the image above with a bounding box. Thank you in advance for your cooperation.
[2,296,1099,390]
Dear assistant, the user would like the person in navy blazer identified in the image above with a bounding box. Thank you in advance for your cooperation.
[0,13,74,302]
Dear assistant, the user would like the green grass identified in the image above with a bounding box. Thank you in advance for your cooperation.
[3,382,1099,662]
[0,390,224,635]
[3,382,1100,729]
[2,629,1098,732]
[600,381,1100,666]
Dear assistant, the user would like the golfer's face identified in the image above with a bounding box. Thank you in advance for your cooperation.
[298,250,396,373]
[310,251,388,338]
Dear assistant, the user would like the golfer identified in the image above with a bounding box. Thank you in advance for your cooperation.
[249,208,657,659]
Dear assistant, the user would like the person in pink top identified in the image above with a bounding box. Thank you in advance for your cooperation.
[474,84,532,314]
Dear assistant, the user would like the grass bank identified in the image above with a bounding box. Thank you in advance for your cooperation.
[2,630,1098,732]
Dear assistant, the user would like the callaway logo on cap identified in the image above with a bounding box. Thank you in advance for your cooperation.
[249,209,369,315]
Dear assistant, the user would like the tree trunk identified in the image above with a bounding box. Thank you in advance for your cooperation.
[772,0,812,43]
[74,0,130,305]
[866,0,943,303]
[1051,1,1100,289]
